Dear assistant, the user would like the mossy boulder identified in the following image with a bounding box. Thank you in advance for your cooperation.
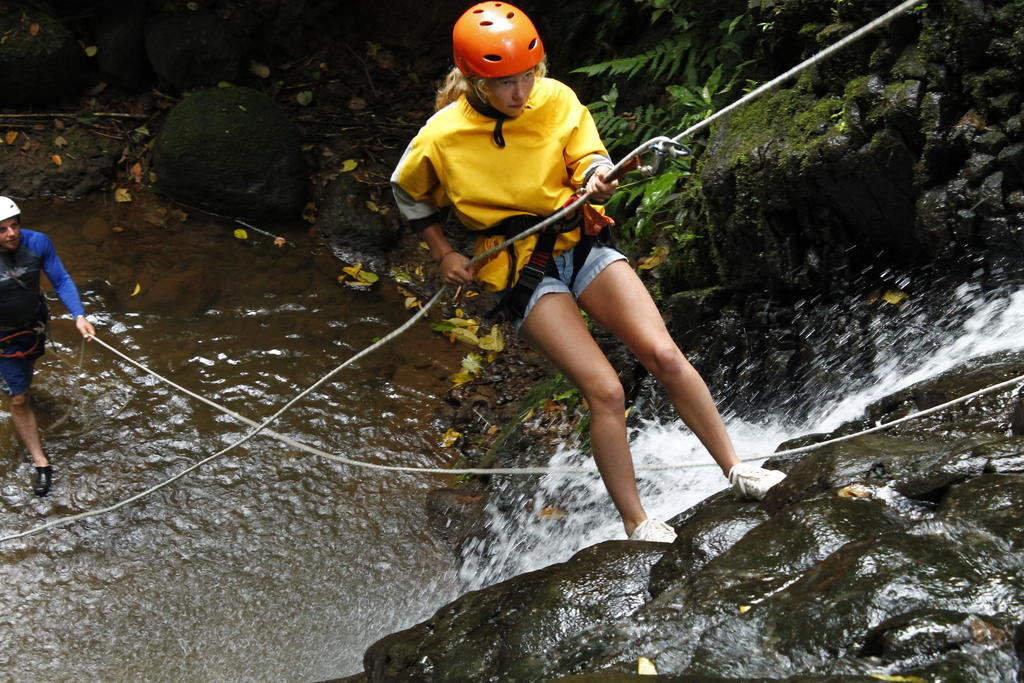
[144,11,242,91]
[152,86,307,219]
[699,85,922,291]
[0,8,90,106]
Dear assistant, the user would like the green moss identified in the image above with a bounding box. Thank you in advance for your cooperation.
[720,87,846,169]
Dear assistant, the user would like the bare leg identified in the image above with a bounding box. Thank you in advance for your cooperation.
[521,292,648,535]
[10,388,48,468]
[579,261,739,476]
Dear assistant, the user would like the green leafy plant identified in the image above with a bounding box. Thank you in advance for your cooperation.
[575,1,759,249]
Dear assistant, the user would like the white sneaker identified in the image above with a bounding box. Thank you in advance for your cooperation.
[729,463,787,500]
[628,519,677,543]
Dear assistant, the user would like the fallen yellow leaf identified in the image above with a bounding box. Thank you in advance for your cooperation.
[738,605,751,613]
[870,676,926,683]
[84,45,98,57]
[439,428,461,447]
[114,187,132,203]
[443,317,479,332]
[50,154,62,166]
[461,353,483,374]
[404,296,421,309]
[130,283,141,296]
[538,507,566,519]
[448,327,479,346]
[881,290,908,305]
[340,159,358,173]
[837,484,873,498]
[4,131,16,145]
[477,325,505,352]
[342,264,379,285]
[637,244,669,271]
[449,370,477,386]
[637,657,658,675]
[249,61,270,78]
[233,228,248,240]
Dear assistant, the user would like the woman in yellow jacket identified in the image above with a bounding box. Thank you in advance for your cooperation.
[392,2,786,542]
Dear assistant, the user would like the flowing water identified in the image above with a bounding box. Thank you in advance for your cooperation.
[3,196,1022,681]
[459,275,1024,591]
[0,196,471,680]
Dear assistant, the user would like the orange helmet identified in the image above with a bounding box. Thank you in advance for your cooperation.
[453,2,545,78]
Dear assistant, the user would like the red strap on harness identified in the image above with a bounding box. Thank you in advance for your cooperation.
[0,329,41,359]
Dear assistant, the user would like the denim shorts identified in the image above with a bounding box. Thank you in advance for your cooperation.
[518,244,627,327]
[0,329,46,396]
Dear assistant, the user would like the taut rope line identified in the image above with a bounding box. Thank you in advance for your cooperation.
[0,0,949,543]
[3,335,1021,544]
[468,0,927,272]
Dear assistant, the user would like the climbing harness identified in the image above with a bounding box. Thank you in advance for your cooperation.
[0,0,956,543]
[0,329,42,359]
[482,198,614,320]
[0,302,47,359]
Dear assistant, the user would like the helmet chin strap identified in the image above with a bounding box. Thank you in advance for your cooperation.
[465,89,509,148]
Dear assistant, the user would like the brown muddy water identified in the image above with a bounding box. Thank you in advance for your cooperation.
[0,195,469,680]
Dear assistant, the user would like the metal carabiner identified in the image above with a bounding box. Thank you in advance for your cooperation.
[637,137,692,177]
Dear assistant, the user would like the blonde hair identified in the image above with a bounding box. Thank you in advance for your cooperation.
[434,59,548,112]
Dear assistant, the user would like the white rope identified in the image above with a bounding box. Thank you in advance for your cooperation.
[2,332,1018,546]
[473,0,927,264]
[0,0,939,543]
[768,371,1024,458]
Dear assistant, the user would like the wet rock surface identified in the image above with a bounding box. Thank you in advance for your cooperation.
[0,7,90,107]
[152,86,307,219]
[685,0,1024,296]
[363,352,1024,681]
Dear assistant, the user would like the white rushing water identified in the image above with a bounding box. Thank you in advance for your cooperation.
[459,281,1024,590]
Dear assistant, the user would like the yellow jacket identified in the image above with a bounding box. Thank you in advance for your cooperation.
[391,77,611,292]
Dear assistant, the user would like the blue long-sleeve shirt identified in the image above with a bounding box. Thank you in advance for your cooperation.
[0,229,85,329]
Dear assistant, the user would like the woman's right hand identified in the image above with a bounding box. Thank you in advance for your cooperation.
[439,251,475,286]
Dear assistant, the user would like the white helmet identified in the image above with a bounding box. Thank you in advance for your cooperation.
[0,197,20,222]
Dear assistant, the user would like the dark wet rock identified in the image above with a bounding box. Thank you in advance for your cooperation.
[364,542,667,682]
[81,216,111,245]
[362,354,1024,680]
[0,124,120,199]
[425,480,488,555]
[316,173,403,272]
[144,11,242,92]
[0,8,90,107]
[91,0,153,91]
[861,609,1013,665]
[152,86,306,220]
[1011,386,1024,437]
[648,492,770,597]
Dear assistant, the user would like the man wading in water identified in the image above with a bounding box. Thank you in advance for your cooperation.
[0,197,95,496]
[391,3,786,542]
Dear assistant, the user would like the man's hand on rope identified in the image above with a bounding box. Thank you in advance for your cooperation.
[75,315,96,340]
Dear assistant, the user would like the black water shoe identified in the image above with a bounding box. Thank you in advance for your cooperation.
[33,465,52,496]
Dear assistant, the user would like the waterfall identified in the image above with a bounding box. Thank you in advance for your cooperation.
[459,280,1024,590]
